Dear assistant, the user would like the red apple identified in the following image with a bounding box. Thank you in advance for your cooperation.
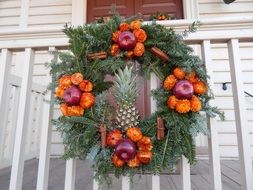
[115,139,137,162]
[118,31,136,51]
[63,86,82,106]
[173,80,194,99]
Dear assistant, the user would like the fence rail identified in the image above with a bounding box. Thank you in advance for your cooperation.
[0,17,253,190]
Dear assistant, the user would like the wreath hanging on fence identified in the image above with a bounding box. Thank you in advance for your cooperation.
[48,14,224,186]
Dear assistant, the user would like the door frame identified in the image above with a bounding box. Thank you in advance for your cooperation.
[71,0,199,25]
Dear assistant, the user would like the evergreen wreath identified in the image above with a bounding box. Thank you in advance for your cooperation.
[47,14,224,186]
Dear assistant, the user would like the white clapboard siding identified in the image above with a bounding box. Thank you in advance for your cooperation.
[0,0,21,29]
[198,0,253,18]
[28,0,72,28]
[209,42,253,158]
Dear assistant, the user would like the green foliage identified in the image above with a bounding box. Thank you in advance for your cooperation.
[48,14,224,187]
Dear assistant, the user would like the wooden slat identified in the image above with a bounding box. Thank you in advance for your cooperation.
[0,49,12,164]
[92,172,99,190]
[25,91,36,155]
[0,84,12,165]
[202,40,222,190]
[150,73,161,190]
[0,38,68,49]
[152,175,160,190]
[9,48,34,190]
[35,94,44,156]
[19,0,29,28]
[122,176,130,190]
[36,47,56,190]
[180,156,191,190]
[71,0,85,26]
[227,39,253,190]
[64,158,76,190]
[4,86,20,163]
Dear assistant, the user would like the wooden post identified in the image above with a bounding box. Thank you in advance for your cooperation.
[122,176,130,190]
[150,73,160,190]
[9,48,34,190]
[64,159,77,190]
[0,49,12,162]
[35,93,44,157]
[228,39,253,190]
[180,156,191,190]
[36,47,56,190]
[201,40,222,190]
[71,0,85,26]
[93,171,99,190]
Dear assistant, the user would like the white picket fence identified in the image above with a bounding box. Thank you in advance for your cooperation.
[0,18,253,190]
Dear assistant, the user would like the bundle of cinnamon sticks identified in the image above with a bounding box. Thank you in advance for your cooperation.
[156,117,165,140]
[87,51,107,60]
[99,124,107,148]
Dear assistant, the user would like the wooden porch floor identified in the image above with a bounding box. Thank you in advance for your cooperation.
[0,158,250,190]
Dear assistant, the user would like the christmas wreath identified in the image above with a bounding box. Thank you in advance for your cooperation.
[48,14,224,186]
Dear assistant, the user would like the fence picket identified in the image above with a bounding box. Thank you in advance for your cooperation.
[35,93,44,157]
[93,172,99,190]
[36,47,56,190]
[150,73,161,190]
[0,81,12,165]
[64,158,77,190]
[9,48,34,190]
[180,156,191,190]
[122,176,130,190]
[201,40,222,190]
[0,49,12,163]
[152,175,160,190]
[228,39,253,190]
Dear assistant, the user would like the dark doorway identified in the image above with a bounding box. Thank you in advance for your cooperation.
[87,0,184,22]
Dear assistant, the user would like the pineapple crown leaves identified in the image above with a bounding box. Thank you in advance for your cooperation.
[114,66,138,105]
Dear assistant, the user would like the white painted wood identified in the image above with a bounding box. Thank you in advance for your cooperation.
[25,91,36,155]
[152,175,160,190]
[35,93,44,157]
[71,0,85,26]
[0,0,21,29]
[8,74,47,93]
[36,47,56,190]
[201,40,222,190]
[0,38,68,49]
[0,49,12,163]
[227,39,253,190]
[83,0,87,23]
[198,1,253,18]
[9,48,34,190]
[183,0,199,19]
[122,176,130,190]
[64,158,77,190]
[93,172,99,190]
[150,73,161,190]
[19,0,30,28]
[180,156,191,190]
[0,84,13,164]
[150,73,159,113]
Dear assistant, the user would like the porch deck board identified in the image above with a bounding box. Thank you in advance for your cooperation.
[0,158,252,190]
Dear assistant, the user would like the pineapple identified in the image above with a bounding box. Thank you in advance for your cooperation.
[114,66,140,130]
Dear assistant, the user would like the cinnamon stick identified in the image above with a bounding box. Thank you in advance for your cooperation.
[87,51,107,60]
[151,47,169,63]
[99,124,107,148]
[156,117,165,140]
